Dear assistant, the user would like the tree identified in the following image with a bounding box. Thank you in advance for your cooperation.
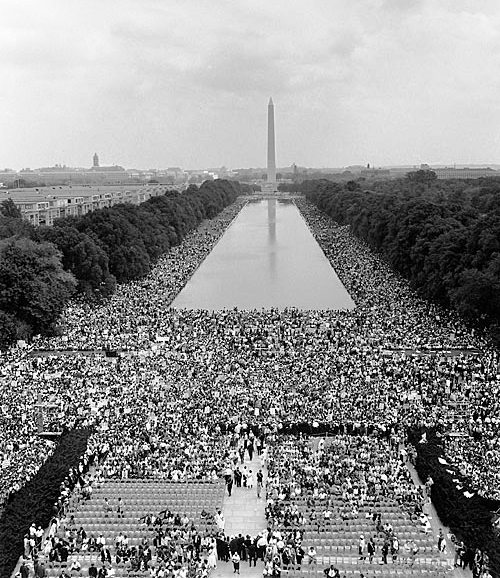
[38,226,116,297]
[301,177,500,341]
[0,199,22,219]
[346,180,361,191]
[450,268,500,322]
[0,238,76,337]
[0,199,33,239]
[406,170,438,187]
[0,310,18,348]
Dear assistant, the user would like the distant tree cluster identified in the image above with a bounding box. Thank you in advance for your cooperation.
[0,180,240,348]
[301,177,500,340]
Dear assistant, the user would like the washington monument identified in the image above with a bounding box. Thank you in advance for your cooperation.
[266,97,277,191]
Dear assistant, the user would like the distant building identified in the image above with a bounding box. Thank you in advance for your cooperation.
[432,167,499,180]
[93,153,99,168]
[1,184,180,226]
[360,168,391,178]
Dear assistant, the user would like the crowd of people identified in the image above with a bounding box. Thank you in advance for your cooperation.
[265,435,424,560]
[1,195,499,576]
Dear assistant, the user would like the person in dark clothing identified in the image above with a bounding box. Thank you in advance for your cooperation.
[100,548,112,564]
[234,468,242,487]
[367,538,375,564]
[381,541,389,564]
[462,546,475,570]
[216,537,227,562]
[226,476,233,497]
[34,559,48,578]
[222,538,231,562]
[295,545,305,567]
[247,541,258,566]
[237,534,246,561]
[229,536,239,554]
[20,562,30,578]
[257,470,264,498]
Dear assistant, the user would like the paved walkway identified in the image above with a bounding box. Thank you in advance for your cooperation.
[406,460,470,578]
[212,454,267,578]
[223,454,267,537]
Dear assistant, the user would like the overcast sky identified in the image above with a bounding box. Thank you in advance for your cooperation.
[2,0,500,170]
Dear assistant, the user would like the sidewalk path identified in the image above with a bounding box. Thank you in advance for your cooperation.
[406,459,470,578]
[212,454,268,578]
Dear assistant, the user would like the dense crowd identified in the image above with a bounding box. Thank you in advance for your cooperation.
[265,435,423,570]
[1,195,499,576]
[264,435,491,577]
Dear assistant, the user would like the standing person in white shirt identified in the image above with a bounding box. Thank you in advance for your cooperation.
[214,510,225,532]
[231,551,240,574]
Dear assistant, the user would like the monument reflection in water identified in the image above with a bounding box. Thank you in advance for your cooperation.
[171,199,355,310]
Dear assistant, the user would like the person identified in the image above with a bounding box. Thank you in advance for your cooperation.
[367,537,375,564]
[20,561,30,578]
[116,497,124,518]
[257,534,267,561]
[454,540,465,567]
[358,535,366,560]
[248,540,258,567]
[103,498,112,518]
[438,529,446,553]
[425,476,434,501]
[257,470,264,498]
[232,551,241,574]
[207,547,217,570]
[69,559,82,575]
[34,560,47,578]
[214,510,225,532]
[88,563,98,577]
[295,544,305,567]
[227,475,233,497]
[307,545,317,564]
[270,555,283,577]
[391,535,399,563]
[324,566,339,578]
[381,541,389,564]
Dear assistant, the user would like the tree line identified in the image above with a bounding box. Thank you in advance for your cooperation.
[0,180,241,349]
[301,174,500,341]
[0,429,93,578]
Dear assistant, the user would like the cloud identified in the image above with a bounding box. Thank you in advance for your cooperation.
[1,0,500,168]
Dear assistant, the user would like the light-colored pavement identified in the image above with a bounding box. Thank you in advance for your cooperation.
[211,454,268,578]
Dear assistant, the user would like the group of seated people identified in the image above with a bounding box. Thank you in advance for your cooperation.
[264,434,493,577]
[2,196,499,578]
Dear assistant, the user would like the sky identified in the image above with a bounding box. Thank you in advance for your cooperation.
[2,0,500,170]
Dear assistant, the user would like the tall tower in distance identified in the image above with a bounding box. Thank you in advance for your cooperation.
[266,97,277,192]
[93,153,99,168]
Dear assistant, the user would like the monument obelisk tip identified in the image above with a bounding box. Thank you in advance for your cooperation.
[269,97,273,106]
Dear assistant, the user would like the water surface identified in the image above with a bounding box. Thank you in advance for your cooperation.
[171,199,355,310]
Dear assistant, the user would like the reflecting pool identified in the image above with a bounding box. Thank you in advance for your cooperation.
[171,199,355,310]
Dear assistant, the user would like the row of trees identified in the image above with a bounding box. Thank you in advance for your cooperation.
[408,427,500,578]
[0,429,93,578]
[0,180,241,349]
[302,176,500,340]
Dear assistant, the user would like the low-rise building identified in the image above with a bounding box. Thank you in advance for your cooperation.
[1,184,180,226]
